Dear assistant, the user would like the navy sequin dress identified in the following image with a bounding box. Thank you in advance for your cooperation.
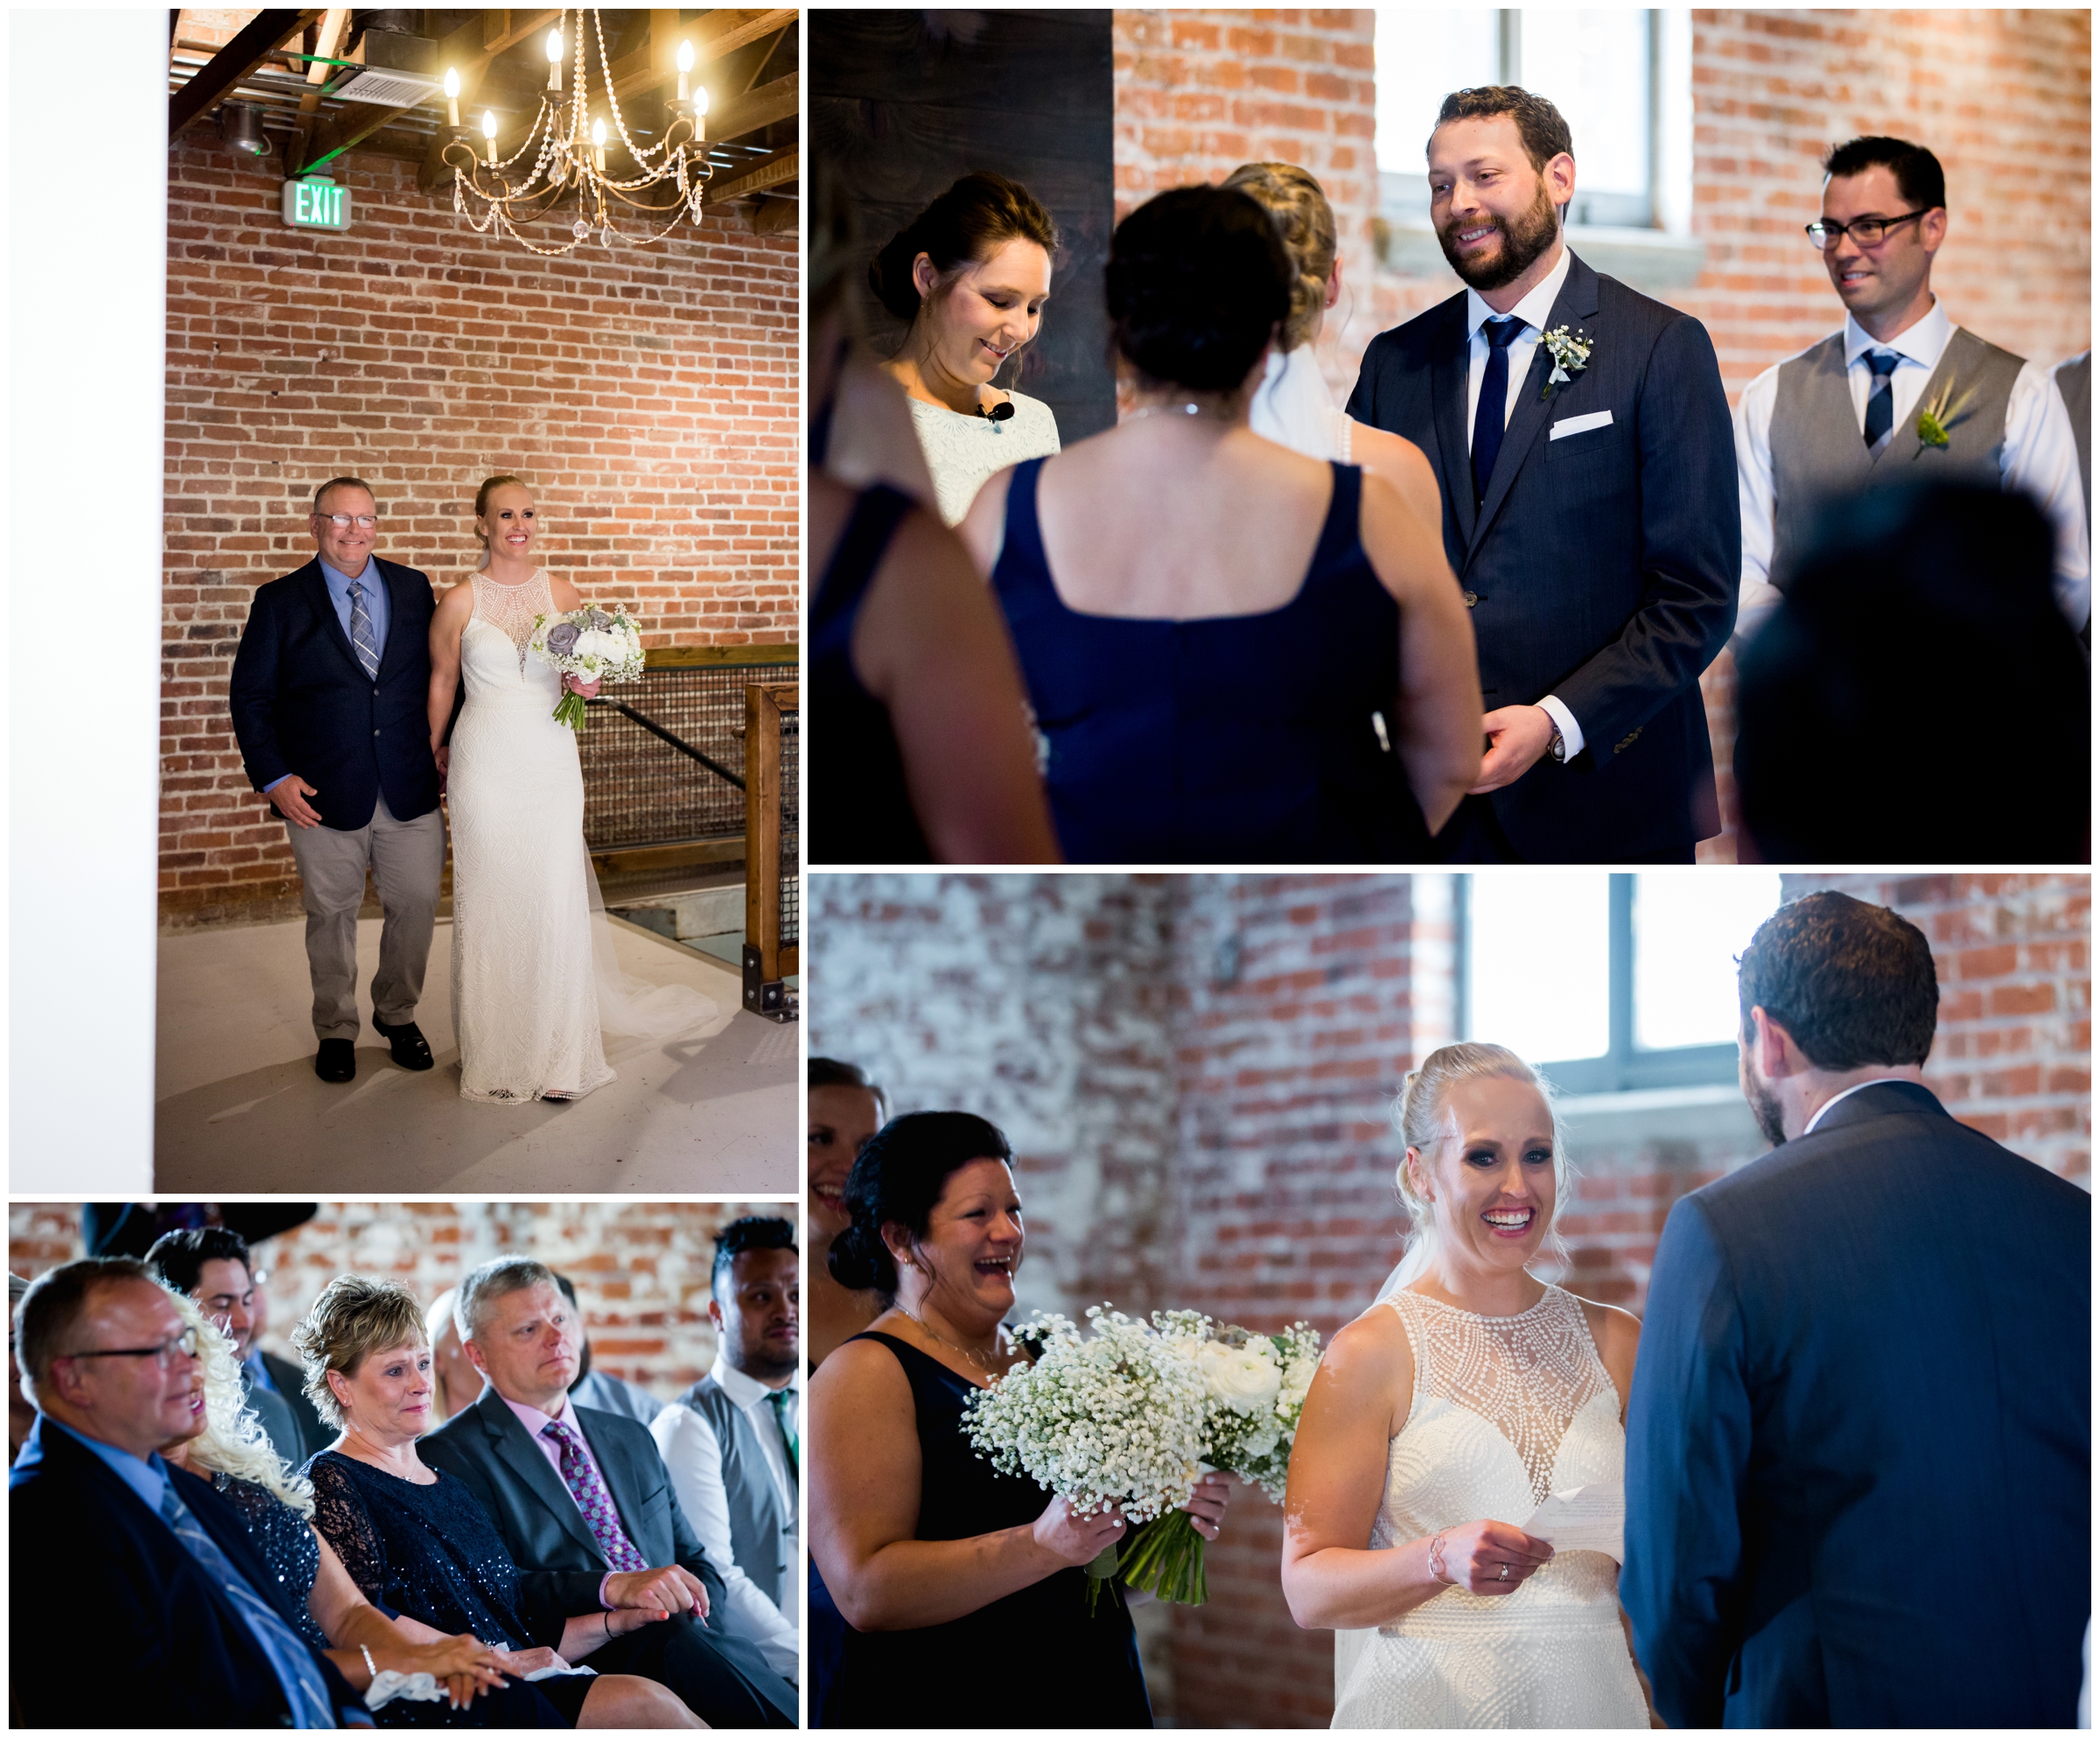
[990,456,1432,863]
[305,1451,588,1727]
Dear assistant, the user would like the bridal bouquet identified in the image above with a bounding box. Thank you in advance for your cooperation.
[962,1305,1322,1609]
[962,1307,1208,1608]
[1115,1313,1324,1606]
[528,605,646,731]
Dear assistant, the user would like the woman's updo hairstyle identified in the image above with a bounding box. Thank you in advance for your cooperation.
[1389,1043,1572,1287]
[868,172,1060,322]
[1106,185,1292,393]
[1220,162,1337,354]
[472,473,527,556]
[828,1110,1016,1300]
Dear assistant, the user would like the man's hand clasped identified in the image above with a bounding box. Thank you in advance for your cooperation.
[603,1564,710,1622]
[1469,704,1559,794]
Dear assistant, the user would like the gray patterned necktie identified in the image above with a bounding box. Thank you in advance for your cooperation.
[1862,350,1902,449]
[346,580,381,679]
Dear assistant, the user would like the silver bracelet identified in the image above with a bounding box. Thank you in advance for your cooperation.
[359,1642,377,1682]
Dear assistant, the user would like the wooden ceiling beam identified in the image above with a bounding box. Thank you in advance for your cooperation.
[706,69,796,144]
[611,11,795,102]
[707,145,796,204]
[170,7,324,138]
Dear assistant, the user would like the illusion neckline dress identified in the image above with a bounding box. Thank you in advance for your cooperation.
[1331,1284,1648,1729]
[448,570,615,1104]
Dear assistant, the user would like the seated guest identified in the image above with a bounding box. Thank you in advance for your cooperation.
[248,1258,330,1454]
[421,1258,798,1728]
[147,1225,309,1465]
[651,1217,801,1683]
[294,1275,699,1728]
[959,185,1482,863]
[550,1272,664,1426]
[1735,479,2089,862]
[10,1257,372,1728]
[155,1286,558,1727]
[424,1287,483,1422]
[9,1272,32,1464]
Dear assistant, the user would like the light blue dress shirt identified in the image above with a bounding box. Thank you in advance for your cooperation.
[319,557,391,658]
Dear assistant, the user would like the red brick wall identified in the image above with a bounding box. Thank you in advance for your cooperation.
[9,1200,794,1398]
[162,139,795,921]
[1113,10,2091,862]
[808,869,2089,1725]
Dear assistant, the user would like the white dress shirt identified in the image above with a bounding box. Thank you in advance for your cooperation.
[1733,298,2090,639]
[1802,1076,1928,1135]
[1462,243,1587,758]
[649,1357,800,1682]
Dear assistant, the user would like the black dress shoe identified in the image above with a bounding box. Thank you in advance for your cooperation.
[373,1016,435,1071]
[315,1039,355,1083]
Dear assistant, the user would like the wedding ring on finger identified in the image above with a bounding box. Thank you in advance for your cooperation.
[1498,1561,1510,1581]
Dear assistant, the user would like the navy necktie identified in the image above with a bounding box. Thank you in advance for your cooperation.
[1862,349,1902,449]
[1473,317,1525,504]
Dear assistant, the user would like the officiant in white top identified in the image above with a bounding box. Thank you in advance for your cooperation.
[1733,135,2090,641]
[650,1217,801,1683]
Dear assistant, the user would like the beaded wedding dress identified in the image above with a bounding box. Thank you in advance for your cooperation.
[1331,1285,1648,1729]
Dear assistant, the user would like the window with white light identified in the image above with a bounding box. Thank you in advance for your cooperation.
[1462,873,1785,1090]
[1375,9,1690,233]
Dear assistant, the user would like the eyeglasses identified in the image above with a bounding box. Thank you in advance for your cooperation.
[317,513,380,530]
[57,1327,200,1370]
[1805,210,1932,250]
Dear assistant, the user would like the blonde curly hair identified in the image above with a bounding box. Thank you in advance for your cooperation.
[160,1286,315,1518]
[1222,161,1337,353]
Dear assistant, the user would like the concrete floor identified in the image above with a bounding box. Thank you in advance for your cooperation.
[155,914,796,1194]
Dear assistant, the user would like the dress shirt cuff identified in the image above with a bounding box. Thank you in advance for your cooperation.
[1536,695,1585,761]
[264,772,297,794]
[599,1572,615,1609]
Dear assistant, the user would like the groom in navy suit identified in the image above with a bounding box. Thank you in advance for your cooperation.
[229,478,445,1083]
[1623,892,2090,1727]
[1348,88,1738,862]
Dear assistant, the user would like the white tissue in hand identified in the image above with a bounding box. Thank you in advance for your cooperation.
[1522,1477,1625,1562]
[365,1670,447,1710]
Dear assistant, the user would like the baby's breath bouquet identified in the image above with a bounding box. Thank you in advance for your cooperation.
[962,1307,1208,1610]
[1115,1313,1324,1606]
[528,604,646,731]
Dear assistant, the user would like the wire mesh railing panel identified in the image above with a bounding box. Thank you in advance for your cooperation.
[780,710,800,950]
[579,662,793,851]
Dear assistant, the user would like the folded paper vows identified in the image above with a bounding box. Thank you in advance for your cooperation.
[1522,1477,1625,1561]
[1550,410,1614,440]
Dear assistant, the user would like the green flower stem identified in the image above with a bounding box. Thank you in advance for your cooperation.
[551,690,590,732]
[1116,1509,1209,1607]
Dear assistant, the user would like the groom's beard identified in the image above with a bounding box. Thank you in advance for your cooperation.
[1438,178,1562,292]
[1742,1064,1788,1148]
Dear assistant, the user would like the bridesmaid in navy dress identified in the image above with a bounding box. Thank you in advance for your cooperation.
[959,186,1482,864]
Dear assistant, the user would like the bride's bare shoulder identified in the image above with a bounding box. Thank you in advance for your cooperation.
[431,579,476,625]
[1320,1296,1413,1380]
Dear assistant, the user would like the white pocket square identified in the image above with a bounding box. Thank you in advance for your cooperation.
[1550,410,1614,439]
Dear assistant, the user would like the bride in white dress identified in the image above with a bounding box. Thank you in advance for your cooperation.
[1281,1042,1657,1728]
[427,476,677,1104]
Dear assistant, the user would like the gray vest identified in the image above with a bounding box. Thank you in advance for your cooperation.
[1769,326,2026,586]
[677,1377,794,1608]
[2054,351,2090,528]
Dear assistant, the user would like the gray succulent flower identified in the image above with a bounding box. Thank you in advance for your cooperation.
[547,621,581,655]
[586,608,612,631]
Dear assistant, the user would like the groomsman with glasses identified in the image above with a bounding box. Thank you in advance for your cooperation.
[1732,136,2090,642]
[228,478,447,1085]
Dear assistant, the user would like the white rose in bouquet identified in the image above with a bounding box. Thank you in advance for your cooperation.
[1198,1339,1283,1414]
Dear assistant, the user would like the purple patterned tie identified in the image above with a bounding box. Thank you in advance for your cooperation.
[542,1417,649,1572]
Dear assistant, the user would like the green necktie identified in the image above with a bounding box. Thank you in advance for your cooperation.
[767,1388,797,1476]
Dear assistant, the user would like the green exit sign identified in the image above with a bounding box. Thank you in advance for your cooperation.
[282,178,351,231]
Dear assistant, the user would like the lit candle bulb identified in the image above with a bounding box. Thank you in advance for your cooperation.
[592,116,606,172]
[444,67,460,127]
[547,26,563,92]
[482,109,497,144]
[676,39,693,101]
[693,83,707,144]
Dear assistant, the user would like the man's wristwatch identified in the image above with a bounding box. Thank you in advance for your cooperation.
[1545,716,1567,764]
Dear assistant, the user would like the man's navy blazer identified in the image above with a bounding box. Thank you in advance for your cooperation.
[1622,1082,2090,1727]
[10,1417,367,1728]
[1348,250,1739,859]
[420,1386,796,1724]
[228,556,441,830]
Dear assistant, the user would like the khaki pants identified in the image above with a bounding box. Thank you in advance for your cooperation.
[284,791,447,1042]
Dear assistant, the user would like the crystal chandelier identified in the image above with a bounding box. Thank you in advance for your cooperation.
[439,9,711,256]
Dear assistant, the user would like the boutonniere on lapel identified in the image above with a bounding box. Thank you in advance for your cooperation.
[1912,377,1976,457]
[1539,326,1593,400]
